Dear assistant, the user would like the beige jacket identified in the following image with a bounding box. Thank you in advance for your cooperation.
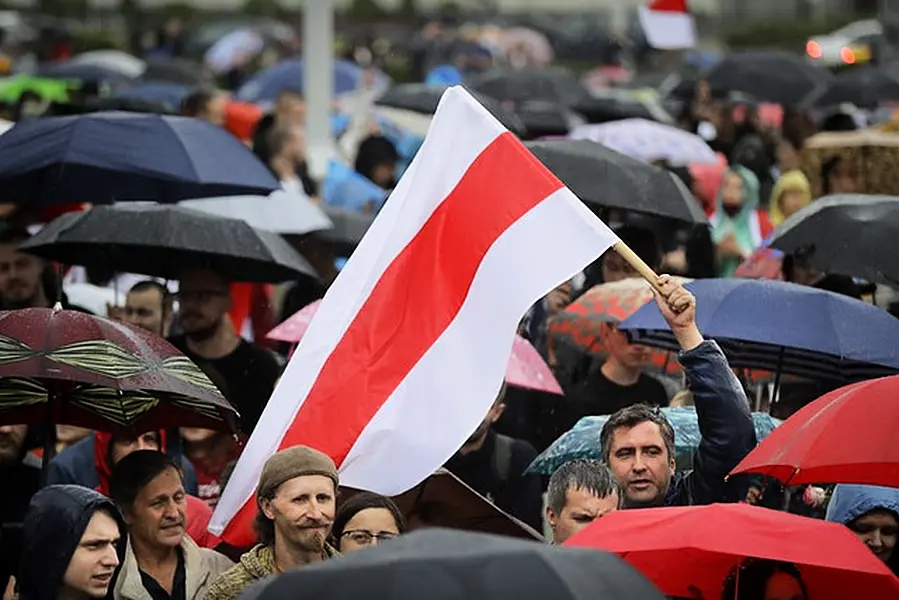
[113,535,234,600]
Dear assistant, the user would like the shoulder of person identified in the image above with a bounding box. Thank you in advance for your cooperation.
[199,547,235,573]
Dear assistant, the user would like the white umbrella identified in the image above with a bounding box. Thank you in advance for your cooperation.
[180,189,333,235]
[373,106,432,138]
[71,50,147,78]
[569,118,718,165]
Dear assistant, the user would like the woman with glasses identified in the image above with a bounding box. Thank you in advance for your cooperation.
[331,492,406,554]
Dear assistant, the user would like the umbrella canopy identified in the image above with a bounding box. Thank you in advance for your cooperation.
[805,65,899,109]
[141,58,208,86]
[565,503,899,600]
[801,129,899,197]
[730,375,899,488]
[268,300,562,395]
[524,139,707,224]
[342,469,541,540]
[769,194,899,286]
[467,68,603,119]
[0,111,279,205]
[113,82,190,112]
[375,84,526,137]
[318,205,375,255]
[620,278,899,381]
[19,204,317,283]
[70,50,146,78]
[0,306,236,433]
[180,190,333,236]
[703,51,833,105]
[530,409,780,475]
[36,61,134,87]
[256,529,665,600]
[569,119,718,165]
[236,58,391,103]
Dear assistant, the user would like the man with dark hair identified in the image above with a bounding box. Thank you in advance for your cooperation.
[205,446,339,600]
[168,267,281,435]
[108,451,232,599]
[545,459,621,544]
[181,89,226,128]
[584,225,662,289]
[599,276,756,509]
[17,485,125,600]
[123,280,174,336]
[0,227,49,310]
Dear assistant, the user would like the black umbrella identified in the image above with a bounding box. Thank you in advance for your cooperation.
[515,99,579,138]
[318,205,374,256]
[376,84,526,136]
[770,194,899,286]
[19,204,317,283]
[141,58,210,86]
[255,529,665,600]
[524,140,707,224]
[803,65,899,109]
[704,51,833,106]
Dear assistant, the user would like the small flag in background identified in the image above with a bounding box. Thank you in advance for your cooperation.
[210,86,620,546]
[639,0,697,50]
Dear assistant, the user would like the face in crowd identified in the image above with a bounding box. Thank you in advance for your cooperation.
[261,474,336,555]
[545,459,620,545]
[64,509,121,598]
[177,269,231,341]
[0,241,45,309]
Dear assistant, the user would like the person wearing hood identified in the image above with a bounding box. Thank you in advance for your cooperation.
[45,430,218,549]
[16,485,125,600]
[769,170,812,227]
[825,484,899,575]
[710,166,773,277]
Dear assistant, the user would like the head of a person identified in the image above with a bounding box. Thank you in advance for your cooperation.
[601,226,661,284]
[600,320,651,370]
[780,250,823,287]
[177,268,231,341]
[720,169,745,212]
[721,560,808,600]
[107,430,162,466]
[463,385,506,447]
[181,88,227,128]
[0,423,27,468]
[254,446,339,555]
[266,122,304,166]
[826,484,899,568]
[275,89,306,127]
[0,227,46,309]
[124,280,173,336]
[821,155,858,195]
[776,131,803,173]
[330,492,406,554]
[354,135,399,189]
[546,459,621,544]
[600,403,676,508]
[110,450,186,552]
[770,170,811,225]
[19,485,125,600]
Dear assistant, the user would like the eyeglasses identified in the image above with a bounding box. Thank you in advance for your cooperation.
[341,529,397,545]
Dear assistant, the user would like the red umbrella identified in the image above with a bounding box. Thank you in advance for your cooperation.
[564,503,899,600]
[0,306,237,435]
[267,301,563,394]
[730,375,899,487]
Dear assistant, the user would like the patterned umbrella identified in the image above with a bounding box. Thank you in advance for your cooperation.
[569,119,718,166]
[548,278,688,376]
[528,408,781,475]
[0,306,237,434]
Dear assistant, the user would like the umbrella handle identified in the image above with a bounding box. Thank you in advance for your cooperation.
[613,241,661,290]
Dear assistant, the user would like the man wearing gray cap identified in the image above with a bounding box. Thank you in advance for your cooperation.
[205,446,340,600]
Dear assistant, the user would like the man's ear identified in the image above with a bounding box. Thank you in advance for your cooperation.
[545,505,556,530]
[260,497,277,521]
[488,401,505,424]
[669,457,677,478]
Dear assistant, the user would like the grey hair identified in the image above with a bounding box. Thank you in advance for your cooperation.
[547,459,622,514]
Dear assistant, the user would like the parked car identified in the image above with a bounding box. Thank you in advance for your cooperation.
[806,19,883,67]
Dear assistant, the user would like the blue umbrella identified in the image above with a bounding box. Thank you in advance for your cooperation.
[528,408,781,475]
[114,82,190,111]
[0,111,279,206]
[620,278,899,381]
[322,160,387,213]
[235,58,391,103]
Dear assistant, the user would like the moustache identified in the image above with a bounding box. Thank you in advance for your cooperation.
[160,519,184,528]
[298,520,331,529]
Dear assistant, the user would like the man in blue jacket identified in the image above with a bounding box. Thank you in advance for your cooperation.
[600,275,757,507]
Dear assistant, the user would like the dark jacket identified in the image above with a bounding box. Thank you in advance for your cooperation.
[18,485,125,600]
[665,340,757,506]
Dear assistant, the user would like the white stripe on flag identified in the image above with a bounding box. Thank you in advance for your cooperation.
[210,86,618,542]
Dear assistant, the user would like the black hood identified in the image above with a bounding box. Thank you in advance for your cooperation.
[18,485,125,600]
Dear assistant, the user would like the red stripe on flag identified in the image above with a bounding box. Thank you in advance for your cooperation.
[649,0,688,12]
[279,132,562,462]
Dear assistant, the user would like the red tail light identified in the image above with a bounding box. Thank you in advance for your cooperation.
[840,46,856,64]
[806,40,822,58]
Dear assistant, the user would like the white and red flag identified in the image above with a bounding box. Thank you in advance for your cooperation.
[209,86,619,545]
[638,0,697,50]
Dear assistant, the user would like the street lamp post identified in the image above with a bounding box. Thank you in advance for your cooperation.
[303,0,337,181]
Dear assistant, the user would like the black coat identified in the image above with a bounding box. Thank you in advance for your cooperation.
[18,485,125,600]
